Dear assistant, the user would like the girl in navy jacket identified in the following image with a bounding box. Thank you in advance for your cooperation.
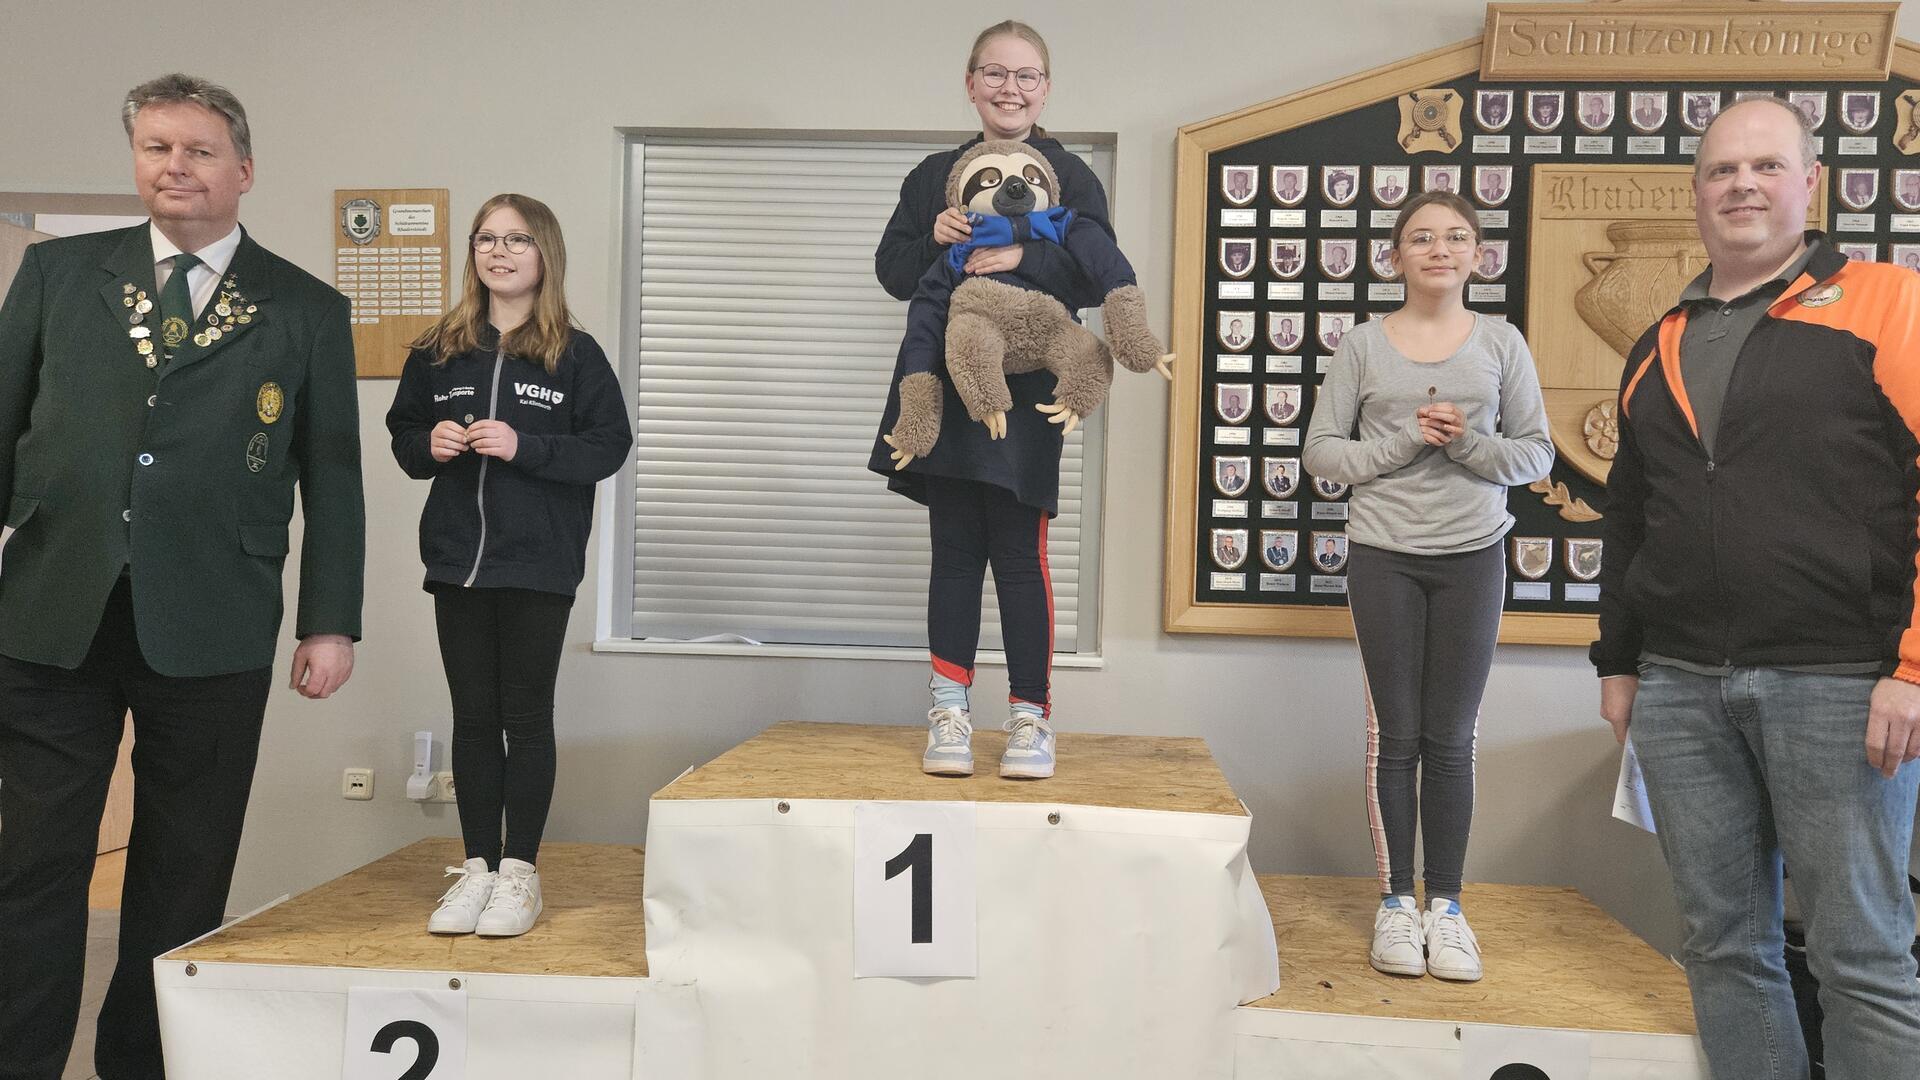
[386,194,633,937]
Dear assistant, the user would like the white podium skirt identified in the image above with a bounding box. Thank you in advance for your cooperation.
[643,797,1280,1080]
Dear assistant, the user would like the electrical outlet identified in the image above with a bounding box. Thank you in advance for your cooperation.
[430,770,458,803]
[342,768,374,801]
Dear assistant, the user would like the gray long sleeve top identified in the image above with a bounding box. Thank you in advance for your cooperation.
[1302,315,1554,556]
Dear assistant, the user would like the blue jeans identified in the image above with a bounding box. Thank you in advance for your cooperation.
[1632,664,1920,1080]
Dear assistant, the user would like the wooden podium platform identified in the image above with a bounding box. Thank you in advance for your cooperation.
[150,721,1704,1079]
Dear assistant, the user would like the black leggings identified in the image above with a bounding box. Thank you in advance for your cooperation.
[432,585,573,868]
[1346,540,1505,901]
[924,475,1052,713]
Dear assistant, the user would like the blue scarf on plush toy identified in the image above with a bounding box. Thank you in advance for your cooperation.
[945,207,1077,273]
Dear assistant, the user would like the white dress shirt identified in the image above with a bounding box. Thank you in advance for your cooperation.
[149,223,242,321]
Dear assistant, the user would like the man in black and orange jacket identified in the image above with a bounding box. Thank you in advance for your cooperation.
[1592,98,1920,1080]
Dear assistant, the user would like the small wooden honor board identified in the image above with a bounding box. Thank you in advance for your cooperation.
[333,188,450,378]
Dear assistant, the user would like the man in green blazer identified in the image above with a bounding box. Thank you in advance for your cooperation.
[0,74,364,1080]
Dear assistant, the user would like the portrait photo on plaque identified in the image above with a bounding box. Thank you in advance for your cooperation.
[1512,536,1553,580]
[1474,164,1512,208]
[1265,383,1303,426]
[1214,455,1252,497]
[1316,312,1354,353]
[1216,383,1253,424]
[1263,457,1301,499]
[1221,165,1259,206]
[1310,532,1350,573]
[1473,239,1509,282]
[1371,165,1410,208]
[1421,164,1460,195]
[1629,90,1669,133]
[1681,90,1721,133]
[1566,538,1603,582]
[1261,530,1299,571]
[1893,243,1920,272]
[1267,310,1304,352]
[1838,168,1880,211]
[1837,241,1878,262]
[1368,239,1398,280]
[1211,528,1249,570]
[1788,90,1827,129]
[1840,91,1880,133]
[1576,90,1615,133]
[1525,90,1564,133]
[1319,238,1357,280]
[1475,89,1513,132]
[1894,169,1920,211]
[1271,165,1308,207]
[1311,475,1350,500]
[1218,311,1255,351]
[1322,165,1360,207]
[1219,238,1256,278]
[1268,237,1306,279]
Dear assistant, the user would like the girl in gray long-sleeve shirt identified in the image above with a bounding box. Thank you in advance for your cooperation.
[1302,191,1552,985]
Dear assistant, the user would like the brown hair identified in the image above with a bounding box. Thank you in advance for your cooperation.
[1388,190,1482,250]
[967,21,1051,138]
[411,193,576,373]
[123,73,251,159]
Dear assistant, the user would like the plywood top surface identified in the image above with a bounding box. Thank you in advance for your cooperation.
[167,839,647,978]
[1247,875,1696,1036]
[654,721,1247,816]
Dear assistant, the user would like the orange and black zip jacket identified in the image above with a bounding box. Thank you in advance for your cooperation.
[1590,241,1920,682]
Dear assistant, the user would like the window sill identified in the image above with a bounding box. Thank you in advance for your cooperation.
[591,639,1105,668]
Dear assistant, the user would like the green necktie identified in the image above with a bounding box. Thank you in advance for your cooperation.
[158,251,201,359]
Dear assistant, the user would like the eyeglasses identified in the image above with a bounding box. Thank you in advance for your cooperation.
[472,231,536,254]
[973,64,1046,92]
[1402,229,1477,251]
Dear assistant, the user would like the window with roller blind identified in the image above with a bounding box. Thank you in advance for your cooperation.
[606,132,1114,655]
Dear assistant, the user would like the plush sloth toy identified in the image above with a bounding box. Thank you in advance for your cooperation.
[884,140,1172,461]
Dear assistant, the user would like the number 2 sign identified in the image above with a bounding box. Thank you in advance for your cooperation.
[852,801,977,977]
[343,987,466,1080]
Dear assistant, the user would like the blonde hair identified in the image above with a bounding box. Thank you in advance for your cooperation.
[967,21,1052,138]
[411,193,576,373]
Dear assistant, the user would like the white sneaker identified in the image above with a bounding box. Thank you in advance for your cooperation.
[475,858,542,937]
[427,858,495,935]
[999,713,1055,779]
[922,706,974,776]
[1369,895,1426,976]
[1423,897,1483,982]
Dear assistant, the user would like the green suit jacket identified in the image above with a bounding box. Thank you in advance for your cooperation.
[0,224,365,677]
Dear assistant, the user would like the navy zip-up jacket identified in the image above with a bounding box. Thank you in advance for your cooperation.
[386,327,633,596]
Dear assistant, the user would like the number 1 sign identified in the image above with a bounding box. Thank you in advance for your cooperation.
[852,801,977,977]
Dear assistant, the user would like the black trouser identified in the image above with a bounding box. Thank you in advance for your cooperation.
[432,585,572,868]
[923,476,1052,713]
[0,578,271,1080]
[1346,540,1505,901]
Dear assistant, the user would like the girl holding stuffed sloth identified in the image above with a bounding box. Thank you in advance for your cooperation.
[870,21,1153,781]
[1303,190,1552,983]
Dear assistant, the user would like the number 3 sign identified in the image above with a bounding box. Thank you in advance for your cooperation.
[852,801,977,977]
[343,987,467,1079]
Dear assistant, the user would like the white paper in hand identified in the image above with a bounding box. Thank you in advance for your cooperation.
[1611,738,1656,834]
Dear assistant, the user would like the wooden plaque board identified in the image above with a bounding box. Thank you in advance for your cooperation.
[332,188,450,378]
[1165,5,1920,645]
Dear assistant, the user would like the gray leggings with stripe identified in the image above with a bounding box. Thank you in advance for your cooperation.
[1348,540,1506,901]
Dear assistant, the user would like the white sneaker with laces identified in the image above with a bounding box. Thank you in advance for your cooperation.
[999,713,1055,779]
[1369,895,1426,976]
[427,858,495,935]
[475,858,542,937]
[922,706,974,776]
[1423,897,1483,982]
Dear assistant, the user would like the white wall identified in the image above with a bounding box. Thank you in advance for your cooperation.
[12,0,1902,954]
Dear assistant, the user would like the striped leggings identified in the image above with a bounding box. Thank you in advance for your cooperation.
[1348,540,1505,900]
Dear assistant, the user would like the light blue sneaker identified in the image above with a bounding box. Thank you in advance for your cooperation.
[999,714,1055,779]
[922,707,974,776]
